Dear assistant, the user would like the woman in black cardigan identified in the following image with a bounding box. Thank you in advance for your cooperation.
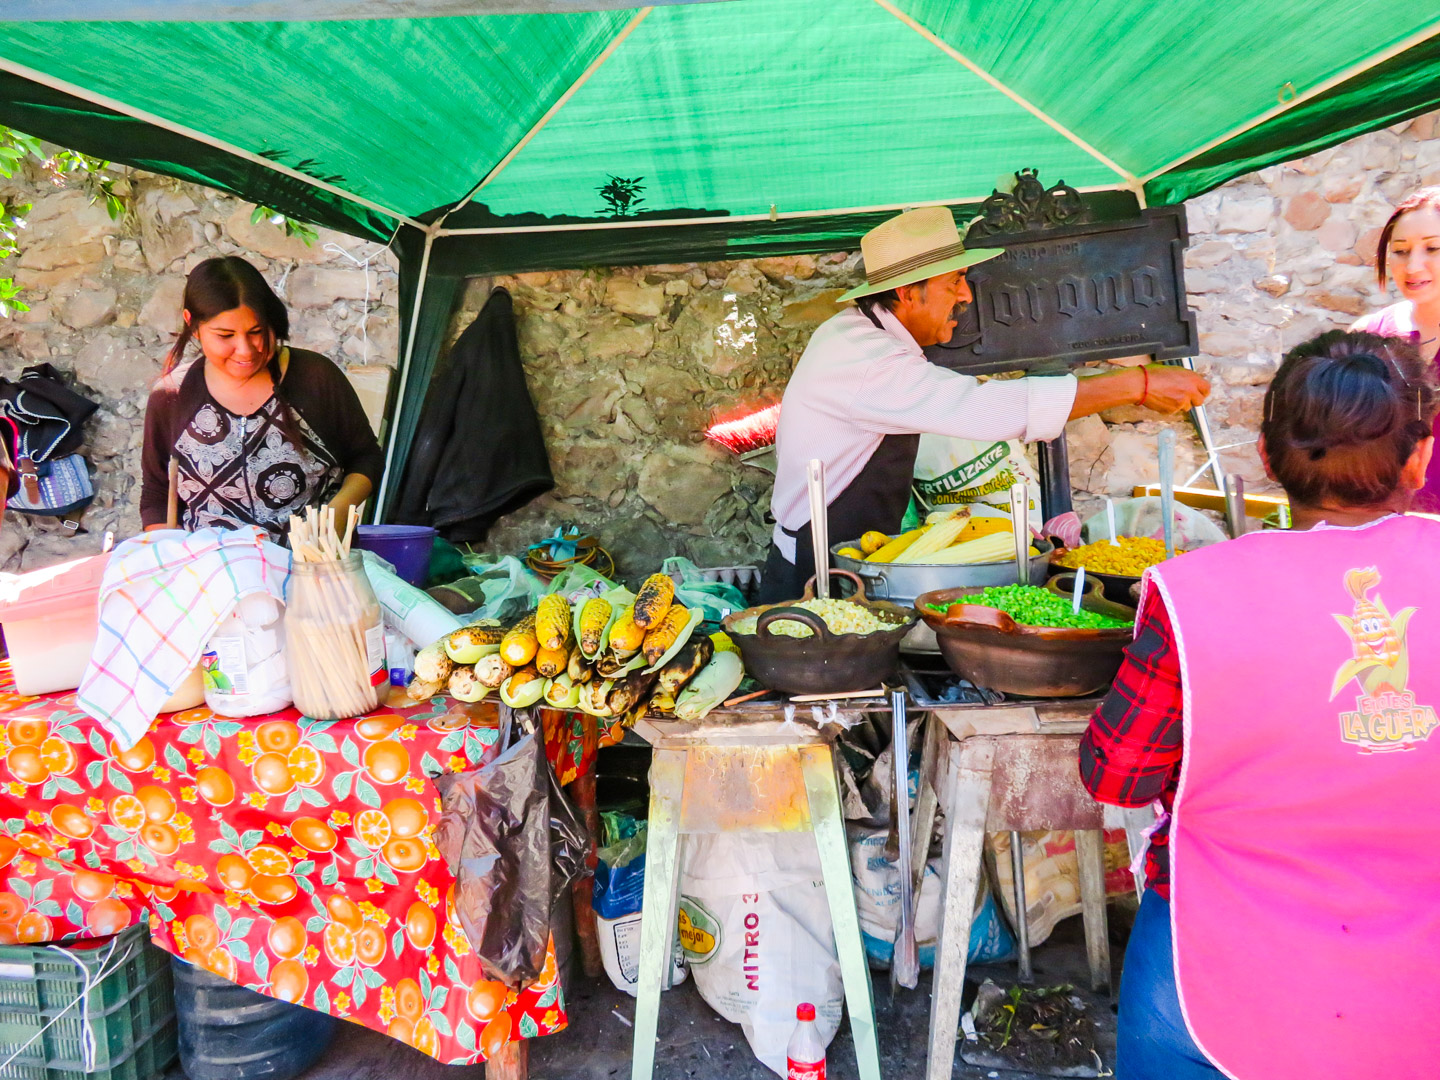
[141,257,382,543]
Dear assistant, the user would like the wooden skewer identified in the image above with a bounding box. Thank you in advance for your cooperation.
[166,458,179,528]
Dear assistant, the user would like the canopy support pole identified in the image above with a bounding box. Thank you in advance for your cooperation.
[374,226,436,523]
[872,0,1138,188]
[1140,14,1440,184]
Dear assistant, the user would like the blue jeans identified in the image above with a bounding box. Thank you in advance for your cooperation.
[1116,891,1225,1080]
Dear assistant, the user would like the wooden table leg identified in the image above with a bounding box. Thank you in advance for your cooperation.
[630,749,685,1080]
[1074,829,1111,994]
[926,738,995,1080]
[570,713,604,979]
[485,1035,528,1079]
[801,744,882,1080]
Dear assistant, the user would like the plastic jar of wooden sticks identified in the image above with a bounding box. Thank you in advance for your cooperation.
[285,507,385,720]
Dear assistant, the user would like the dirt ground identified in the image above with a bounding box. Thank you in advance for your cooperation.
[164,916,1119,1080]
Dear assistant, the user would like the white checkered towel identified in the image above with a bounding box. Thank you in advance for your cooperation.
[78,527,291,749]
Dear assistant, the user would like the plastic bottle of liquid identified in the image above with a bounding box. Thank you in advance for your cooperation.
[787,1002,825,1080]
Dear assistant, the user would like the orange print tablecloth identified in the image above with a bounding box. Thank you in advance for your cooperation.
[0,665,566,1065]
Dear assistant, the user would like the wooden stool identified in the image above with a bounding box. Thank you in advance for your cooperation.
[629,712,882,1080]
[918,705,1117,1080]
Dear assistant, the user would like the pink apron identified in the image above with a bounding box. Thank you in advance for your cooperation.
[1147,515,1440,1079]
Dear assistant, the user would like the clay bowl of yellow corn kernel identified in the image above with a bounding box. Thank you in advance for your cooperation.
[723,569,916,696]
[1047,535,1179,605]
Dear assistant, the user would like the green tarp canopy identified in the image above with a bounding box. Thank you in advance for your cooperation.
[0,1,1437,516]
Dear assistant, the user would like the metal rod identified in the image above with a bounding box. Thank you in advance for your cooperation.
[807,459,830,600]
[889,683,918,990]
[1223,473,1247,538]
[1158,429,1177,560]
[1010,830,1032,983]
[1009,483,1030,585]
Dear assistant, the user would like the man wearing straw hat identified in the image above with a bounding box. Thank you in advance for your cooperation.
[758,205,1211,603]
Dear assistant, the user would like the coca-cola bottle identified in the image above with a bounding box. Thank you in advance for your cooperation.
[786,1002,825,1080]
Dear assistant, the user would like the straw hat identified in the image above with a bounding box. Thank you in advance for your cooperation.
[839,206,1003,302]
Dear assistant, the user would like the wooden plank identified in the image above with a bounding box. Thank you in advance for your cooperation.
[1075,829,1112,994]
[568,765,604,980]
[927,738,995,1080]
[630,749,685,1080]
[801,744,882,1080]
[1132,483,1287,519]
[485,1035,527,1080]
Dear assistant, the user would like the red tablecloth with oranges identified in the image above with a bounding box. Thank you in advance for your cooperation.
[0,667,567,1065]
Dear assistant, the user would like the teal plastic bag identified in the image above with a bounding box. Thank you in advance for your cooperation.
[662,557,747,622]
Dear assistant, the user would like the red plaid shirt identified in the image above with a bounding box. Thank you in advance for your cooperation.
[1079,590,1183,898]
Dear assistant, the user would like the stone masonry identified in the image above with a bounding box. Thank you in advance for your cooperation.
[0,166,400,570]
[2,111,1438,576]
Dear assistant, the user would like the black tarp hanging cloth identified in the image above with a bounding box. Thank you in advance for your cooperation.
[394,287,553,542]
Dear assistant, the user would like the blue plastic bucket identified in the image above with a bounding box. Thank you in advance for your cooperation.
[353,524,437,587]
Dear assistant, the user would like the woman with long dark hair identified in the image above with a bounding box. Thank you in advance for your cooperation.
[1352,186,1440,506]
[1083,331,1440,1079]
[140,257,382,542]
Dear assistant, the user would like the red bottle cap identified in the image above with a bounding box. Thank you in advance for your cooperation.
[796,1003,816,1021]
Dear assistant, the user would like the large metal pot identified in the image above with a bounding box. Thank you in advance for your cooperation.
[723,570,917,696]
[832,538,1054,605]
[914,577,1136,698]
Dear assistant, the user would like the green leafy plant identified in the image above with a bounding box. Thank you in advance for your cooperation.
[0,125,135,316]
[250,204,318,245]
[597,175,646,218]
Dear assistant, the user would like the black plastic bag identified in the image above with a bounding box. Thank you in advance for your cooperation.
[434,732,588,988]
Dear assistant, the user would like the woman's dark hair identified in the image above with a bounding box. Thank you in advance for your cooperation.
[1375,187,1440,289]
[1262,330,1438,508]
[164,256,290,374]
[165,256,306,450]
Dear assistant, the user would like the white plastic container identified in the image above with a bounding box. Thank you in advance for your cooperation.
[0,553,108,695]
[786,1003,825,1080]
[202,593,292,717]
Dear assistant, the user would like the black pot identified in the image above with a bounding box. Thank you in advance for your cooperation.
[723,570,917,696]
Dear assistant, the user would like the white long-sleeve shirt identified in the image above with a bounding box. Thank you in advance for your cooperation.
[770,305,1077,559]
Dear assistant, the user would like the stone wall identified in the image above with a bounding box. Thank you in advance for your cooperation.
[0,164,400,570]
[4,110,1438,576]
[459,111,1440,576]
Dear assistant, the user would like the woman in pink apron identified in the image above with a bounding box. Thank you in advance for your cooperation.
[1081,330,1440,1079]
[1353,187,1440,509]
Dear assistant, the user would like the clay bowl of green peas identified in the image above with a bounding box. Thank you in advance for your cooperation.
[914,576,1136,698]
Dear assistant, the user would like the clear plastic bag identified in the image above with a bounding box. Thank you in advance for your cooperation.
[662,556,748,623]
[544,564,618,605]
[1081,496,1227,550]
[457,554,547,623]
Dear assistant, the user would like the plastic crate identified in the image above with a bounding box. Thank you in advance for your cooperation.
[0,923,177,1080]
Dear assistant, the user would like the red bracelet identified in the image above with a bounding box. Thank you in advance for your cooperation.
[1140,365,1150,406]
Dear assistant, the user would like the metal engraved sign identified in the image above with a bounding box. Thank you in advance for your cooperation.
[925,204,1198,375]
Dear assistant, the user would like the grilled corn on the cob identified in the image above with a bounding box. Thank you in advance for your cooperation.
[499,666,545,708]
[413,641,454,685]
[500,613,539,666]
[406,676,445,703]
[642,605,690,665]
[607,608,645,656]
[444,623,504,664]
[632,573,675,630]
[579,597,612,655]
[675,651,744,721]
[535,594,572,652]
[567,645,592,684]
[448,665,490,703]
[474,653,513,688]
[535,644,568,678]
